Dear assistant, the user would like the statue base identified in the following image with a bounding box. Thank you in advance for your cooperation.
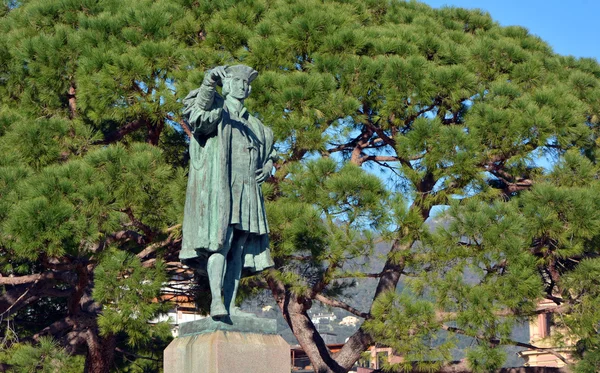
[164,316,290,373]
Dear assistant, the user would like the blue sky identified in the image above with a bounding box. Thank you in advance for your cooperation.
[421,0,600,60]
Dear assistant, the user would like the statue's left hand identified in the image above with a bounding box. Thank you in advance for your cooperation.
[255,165,271,184]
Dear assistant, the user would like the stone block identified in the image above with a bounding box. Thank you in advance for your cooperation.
[164,318,290,373]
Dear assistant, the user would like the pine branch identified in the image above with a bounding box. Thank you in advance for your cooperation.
[67,82,77,119]
[240,276,268,289]
[165,261,188,269]
[311,260,340,297]
[92,119,145,145]
[0,271,75,286]
[0,283,38,317]
[40,254,78,271]
[435,303,571,322]
[141,258,156,268]
[289,147,308,163]
[266,271,287,311]
[31,314,94,342]
[145,119,165,146]
[88,230,146,254]
[441,324,571,366]
[110,230,146,245]
[165,224,182,233]
[166,114,192,139]
[0,281,74,318]
[373,239,411,299]
[345,121,415,168]
[489,171,533,193]
[62,330,88,354]
[273,148,308,184]
[365,120,396,147]
[136,235,178,260]
[370,158,402,176]
[122,207,155,239]
[368,137,385,146]
[328,126,385,156]
[314,294,369,319]
[545,294,564,305]
[400,268,432,277]
[350,127,373,165]
[533,304,570,315]
[361,155,399,163]
[484,259,508,278]
[332,272,382,279]
[327,138,358,154]
[402,101,439,129]
[137,225,182,266]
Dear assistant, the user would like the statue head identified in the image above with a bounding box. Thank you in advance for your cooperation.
[222,65,258,100]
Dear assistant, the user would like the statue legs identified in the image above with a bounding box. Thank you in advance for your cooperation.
[207,249,228,317]
[206,226,249,317]
[223,230,252,316]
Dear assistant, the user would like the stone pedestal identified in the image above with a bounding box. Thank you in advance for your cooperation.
[164,316,290,373]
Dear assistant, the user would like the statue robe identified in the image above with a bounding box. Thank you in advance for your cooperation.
[180,84,275,274]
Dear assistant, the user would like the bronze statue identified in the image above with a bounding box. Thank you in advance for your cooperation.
[180,65,275,317]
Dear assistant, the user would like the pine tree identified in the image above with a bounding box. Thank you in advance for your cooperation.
[0,0,599,373]
[0,0,194,371]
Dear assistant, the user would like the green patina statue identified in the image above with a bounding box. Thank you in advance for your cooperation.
[180,65,275,318]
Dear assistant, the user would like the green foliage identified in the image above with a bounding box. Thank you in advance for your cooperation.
[266,158,386,295]
[94,249,171,346]
[466,344,506,373]
[424,160,600,369]
[562,258,600,372]
[0,0,186,363]
[0,337,85,373]
[280,159,388,228]
[363,292,453,372]
[1,143,179,263]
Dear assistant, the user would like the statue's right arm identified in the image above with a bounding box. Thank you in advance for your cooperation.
[182,68,226,136]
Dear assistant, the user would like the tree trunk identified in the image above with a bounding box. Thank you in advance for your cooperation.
[271,237,412,373]
[146,120,164,145]
[268,275,343,373]
[83,329,117,373]
[286,294,347,373]
[333,239,409,371]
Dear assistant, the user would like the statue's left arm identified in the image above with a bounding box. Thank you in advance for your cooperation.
[256,125,276,184]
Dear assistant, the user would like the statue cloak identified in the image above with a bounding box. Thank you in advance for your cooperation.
[180,85,275,275]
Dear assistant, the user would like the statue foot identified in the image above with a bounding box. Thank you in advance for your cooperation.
[229,306,255,317]
[210,302,228,318]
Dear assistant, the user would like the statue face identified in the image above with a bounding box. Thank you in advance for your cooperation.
[224,76,250,100]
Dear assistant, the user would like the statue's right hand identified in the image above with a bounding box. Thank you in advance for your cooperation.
[205,65,228,86]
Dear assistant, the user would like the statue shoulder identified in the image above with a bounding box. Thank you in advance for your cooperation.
[248,115,270,131]
[250,116,274,151]
[247,114,262,125]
